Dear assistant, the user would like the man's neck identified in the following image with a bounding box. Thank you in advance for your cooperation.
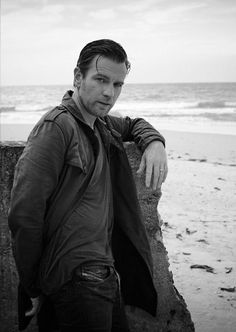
[72,88,96,129]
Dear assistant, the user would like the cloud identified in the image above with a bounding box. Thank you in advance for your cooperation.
[88,8,117,20]
[1,0,236,84]
[2,0,47,14]
[119,0,160,13]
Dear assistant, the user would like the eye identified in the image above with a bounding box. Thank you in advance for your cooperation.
[96,77,105,83]
[114,82,123,88]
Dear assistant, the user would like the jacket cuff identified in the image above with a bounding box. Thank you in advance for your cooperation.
[140,136,166,153]
[22,283,41,299]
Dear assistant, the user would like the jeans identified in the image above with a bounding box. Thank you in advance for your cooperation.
[49,265,130,332]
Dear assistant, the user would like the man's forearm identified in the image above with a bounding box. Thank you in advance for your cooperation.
[107,115,165,150]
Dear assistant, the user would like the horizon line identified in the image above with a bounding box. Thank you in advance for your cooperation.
[1,81,236,87]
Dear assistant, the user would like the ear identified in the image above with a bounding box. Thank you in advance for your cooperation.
[73,67,82,88]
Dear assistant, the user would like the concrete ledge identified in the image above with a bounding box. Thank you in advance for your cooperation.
[0,142,195,331]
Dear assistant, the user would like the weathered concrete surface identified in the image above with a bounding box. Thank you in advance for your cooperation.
[125,143,195,332]
[0,143,27,332]
[0,142,195,332]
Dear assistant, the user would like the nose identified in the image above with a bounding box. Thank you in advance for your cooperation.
[103,84,114,99]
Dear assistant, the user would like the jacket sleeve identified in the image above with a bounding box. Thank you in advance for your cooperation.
[106,116,165,152]
[8,120,67,297]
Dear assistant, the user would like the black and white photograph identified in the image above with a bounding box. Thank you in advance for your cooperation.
[1,1,236,331]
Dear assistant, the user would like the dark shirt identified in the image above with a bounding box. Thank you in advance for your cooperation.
[63,126,114,266]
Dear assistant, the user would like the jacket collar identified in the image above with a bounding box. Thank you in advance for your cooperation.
[60,90,123,151]
[61,90,87,126]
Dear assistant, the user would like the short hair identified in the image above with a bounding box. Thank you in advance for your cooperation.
[76,39,131,76]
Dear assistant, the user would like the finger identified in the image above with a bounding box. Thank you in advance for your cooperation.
[152,164,160,190]
[25,298,40,317]
[156,169,165,190]
[25,306,37,317]
[145,163,153,188]
[157,172,164,189]
[137,155,145,175]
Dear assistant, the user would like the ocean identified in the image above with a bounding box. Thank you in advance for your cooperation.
[1,82,236,138]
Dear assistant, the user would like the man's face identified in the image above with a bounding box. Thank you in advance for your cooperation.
[75,56,127,118]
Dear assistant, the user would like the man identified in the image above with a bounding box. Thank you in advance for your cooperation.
[8,39,168,332]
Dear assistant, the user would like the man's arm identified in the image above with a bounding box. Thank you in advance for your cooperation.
[107,115,168,190]
[8,120,66,298]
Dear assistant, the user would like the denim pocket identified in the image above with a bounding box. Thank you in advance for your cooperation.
[80,270,109,282]
[74,266,114,286]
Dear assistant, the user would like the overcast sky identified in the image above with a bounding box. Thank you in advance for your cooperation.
[1,0,236,85]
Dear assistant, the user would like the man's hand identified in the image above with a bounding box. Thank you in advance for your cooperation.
[137,141,168,190]
[25,296,43,317]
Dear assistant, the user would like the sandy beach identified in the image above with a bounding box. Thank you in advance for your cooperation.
[160,130,236,332]
[1,124,236,331]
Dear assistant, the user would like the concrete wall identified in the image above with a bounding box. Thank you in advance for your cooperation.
[0,142,195,332]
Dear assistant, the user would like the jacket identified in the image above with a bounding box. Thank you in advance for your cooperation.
[8,91,165,317]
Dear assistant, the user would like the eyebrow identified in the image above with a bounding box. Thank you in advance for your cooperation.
[94,73,124,85]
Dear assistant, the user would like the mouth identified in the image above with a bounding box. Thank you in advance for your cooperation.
[98,101,111,107]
